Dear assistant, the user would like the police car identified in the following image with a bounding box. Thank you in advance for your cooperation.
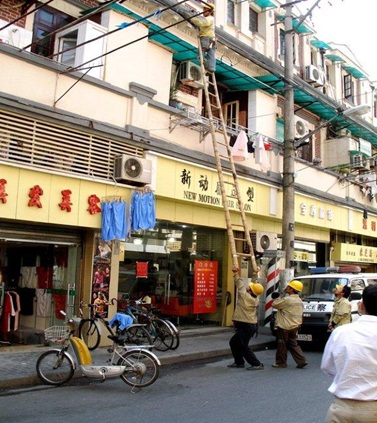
[295,266,377,343]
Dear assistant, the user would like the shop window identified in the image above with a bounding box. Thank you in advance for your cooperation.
[118,221,225,323]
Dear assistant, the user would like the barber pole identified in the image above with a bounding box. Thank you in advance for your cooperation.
[264,256,280,326]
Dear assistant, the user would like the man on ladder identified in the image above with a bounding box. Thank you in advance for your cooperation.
[191,4,216,73]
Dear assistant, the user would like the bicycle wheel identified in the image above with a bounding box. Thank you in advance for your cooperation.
[152,319,174,351]
[123,325,153,348]
[36,350,74,386]
[79,319,101,350]
[164,320,180,350]
[118,349,159,388]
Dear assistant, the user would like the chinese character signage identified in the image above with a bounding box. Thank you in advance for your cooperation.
[332,242,377,264]
[193,260,218,314]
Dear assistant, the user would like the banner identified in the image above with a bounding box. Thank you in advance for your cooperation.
[193,260,218,314]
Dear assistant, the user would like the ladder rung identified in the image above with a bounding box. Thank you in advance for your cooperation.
[234,237,247,242]
[236,253,253,257]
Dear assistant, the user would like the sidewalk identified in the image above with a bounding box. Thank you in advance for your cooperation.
[0,327,276,390]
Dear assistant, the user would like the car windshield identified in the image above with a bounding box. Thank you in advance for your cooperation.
[299,277,348,301]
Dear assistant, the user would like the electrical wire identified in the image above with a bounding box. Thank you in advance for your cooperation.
[50,0,189,61]
[61,5,204,75]
[20,0,123,52]
[0,0,55,32]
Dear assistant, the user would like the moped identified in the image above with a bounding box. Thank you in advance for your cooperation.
[36,312,160,390]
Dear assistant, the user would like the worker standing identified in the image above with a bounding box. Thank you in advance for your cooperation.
[227,266,265,370]
[190,4,216,72]
[271,280,308,369]
[328,284,351,331]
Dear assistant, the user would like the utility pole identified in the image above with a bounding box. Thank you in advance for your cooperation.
[281,0,295,284]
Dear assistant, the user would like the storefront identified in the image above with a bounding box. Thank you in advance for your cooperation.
[117,220,226,324]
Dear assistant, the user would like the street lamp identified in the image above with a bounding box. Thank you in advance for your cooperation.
[282,102,371,283]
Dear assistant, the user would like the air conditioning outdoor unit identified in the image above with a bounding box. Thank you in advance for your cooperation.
[113,155,152,186]
[250,231,278,252]
[305,65,326,87]
[351,154,370,171]
[178,61,204,89]
[294,116,309,139]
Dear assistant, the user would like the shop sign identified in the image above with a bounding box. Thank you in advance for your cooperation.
[332,242,377,264]
[180,168,255,212]
[193,260,218,314]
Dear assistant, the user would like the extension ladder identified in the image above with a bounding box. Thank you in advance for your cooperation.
[197,40,259,276]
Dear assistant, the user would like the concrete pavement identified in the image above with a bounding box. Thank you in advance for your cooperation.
[0,326,276,390]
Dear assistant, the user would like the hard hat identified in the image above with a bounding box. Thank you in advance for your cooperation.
[249,282,264,296]
[335,284,344,291]
[287,280,303,292]
[203,4,215,11]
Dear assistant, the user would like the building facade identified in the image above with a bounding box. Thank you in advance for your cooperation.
[1,0,377,342]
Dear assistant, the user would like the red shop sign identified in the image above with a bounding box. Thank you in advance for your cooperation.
[193,260,218,314]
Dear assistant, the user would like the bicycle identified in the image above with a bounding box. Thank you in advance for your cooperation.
[125,301,180,351]
[78,301,153,351]
[36,313,160,389]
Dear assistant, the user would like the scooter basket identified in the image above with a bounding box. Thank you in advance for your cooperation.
[44,326,68,343]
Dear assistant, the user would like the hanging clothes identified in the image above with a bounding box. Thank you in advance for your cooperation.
[231,130,248,162]
[0,291,20,332]
[101,200,127,241]
[130,191,156,231]
[253,134,271,172]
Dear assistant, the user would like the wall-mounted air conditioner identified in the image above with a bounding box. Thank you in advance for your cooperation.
[351,154,370,171]
[250,231,278,252]
[305,65,326,87]
[178,61,204,89]
[114,155,152,186]
[294,116,309,139]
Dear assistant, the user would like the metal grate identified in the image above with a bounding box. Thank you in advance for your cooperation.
[0,109,144,181]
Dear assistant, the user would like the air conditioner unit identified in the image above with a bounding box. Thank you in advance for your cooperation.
[351,154,370,171]
[178,61,204,89]
[294,116,309,139]
[305,65,326,87]
[250,231,278,252]
[113,155,152,186]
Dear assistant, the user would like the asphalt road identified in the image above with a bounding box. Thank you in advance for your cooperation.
[1,349,333,423]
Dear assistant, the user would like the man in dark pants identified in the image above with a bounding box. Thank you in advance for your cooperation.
[227,266,264,370]
[272,280,308,369]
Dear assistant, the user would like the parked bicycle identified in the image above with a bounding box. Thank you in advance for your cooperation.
[125,300,180,351]
[78,300,153,351]
[36,312,160,389]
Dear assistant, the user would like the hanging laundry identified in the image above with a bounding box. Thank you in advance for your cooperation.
[101,200,127,241]
[231,130,248,162]
[130,190,156,231]
[253,134,271,172]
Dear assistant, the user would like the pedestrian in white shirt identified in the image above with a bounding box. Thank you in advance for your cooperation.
[321,284,377,423]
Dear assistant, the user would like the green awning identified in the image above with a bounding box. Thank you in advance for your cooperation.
[325,54,346,63]
[254,0,276,8]
[310,40,331,50]
[343,66,366,79]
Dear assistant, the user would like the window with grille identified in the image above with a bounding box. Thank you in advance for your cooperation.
[344,74,353,100]
[227,0,235,25]
[223,101,239,130]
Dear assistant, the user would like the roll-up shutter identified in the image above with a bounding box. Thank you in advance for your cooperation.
[0,222,83,245]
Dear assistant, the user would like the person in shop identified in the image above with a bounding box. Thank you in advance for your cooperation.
[271,280,308,369]
[227,266,265,370]
[328,285,351,331]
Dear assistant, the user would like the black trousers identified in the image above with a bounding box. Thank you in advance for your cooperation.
[229,321,261,367]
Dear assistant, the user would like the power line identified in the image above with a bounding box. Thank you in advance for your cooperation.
[0,0,55,32]
[20,0,122,52]
[61,5,204,75]
[50,0,189,61]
